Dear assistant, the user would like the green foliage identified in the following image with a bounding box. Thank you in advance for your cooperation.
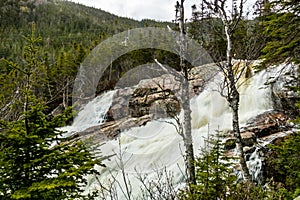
[0,0,35,27]
[0,0,174,111]
[0,24,101,199]
[0,99,101,199]
[188,15,227,62]
[229,181,273,200]
[0,0,171,61]
[0,23,47,121]
[260,0,300,66]
[179,132,290,200]
[179,133,237,199]
[97,48,182,94]
[266,132,300,198]
[231,19,266,60]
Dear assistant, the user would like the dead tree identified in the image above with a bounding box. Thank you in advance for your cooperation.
[175,0,197,186]
[198,0,252,180]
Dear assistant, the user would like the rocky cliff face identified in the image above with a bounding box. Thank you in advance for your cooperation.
[225,110,291,150]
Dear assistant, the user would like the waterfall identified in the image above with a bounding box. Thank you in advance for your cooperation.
[62,63,292,199]
[59,90,115,137]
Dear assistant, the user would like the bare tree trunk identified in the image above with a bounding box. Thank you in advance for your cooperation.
[224,23,251,180]
[176,0,196,186]
[197,0,252,181]
[231,97,251,180]
[182,81,196,186]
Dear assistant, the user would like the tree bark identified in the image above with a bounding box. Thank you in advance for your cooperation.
[174,0,197,186]
[182,77,196,185]
[178,0,196,186]
[224,23,251,181]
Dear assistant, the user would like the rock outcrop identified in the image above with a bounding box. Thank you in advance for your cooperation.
[72,115,152,143]
[71,64,217,143]
[107,85,181,121]
[106,64,214,121]
[267,63,300,115]
[225,110,292,151]
[224,110,295,184]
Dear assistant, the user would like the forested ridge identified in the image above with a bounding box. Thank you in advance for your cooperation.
[0,0,173,116]
[0,0,299,199]
[0,0,169,60]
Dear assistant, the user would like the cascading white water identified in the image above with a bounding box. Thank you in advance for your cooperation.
[63,63,294,199]
[59,91,115,137]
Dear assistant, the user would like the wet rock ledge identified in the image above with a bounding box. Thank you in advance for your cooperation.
[225,110,292,153]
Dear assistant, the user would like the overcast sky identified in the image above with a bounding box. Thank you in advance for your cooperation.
[70,0,195,21]
[70,0,256,21]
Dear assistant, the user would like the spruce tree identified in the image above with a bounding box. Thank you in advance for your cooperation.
[260,0,300,66]
[0,101,101,199]
[0,24,101,199]
[179,133,236,200]
[267,132,300,198]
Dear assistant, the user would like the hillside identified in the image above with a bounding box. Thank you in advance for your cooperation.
[0,0,171,60]
[0,0,173,114]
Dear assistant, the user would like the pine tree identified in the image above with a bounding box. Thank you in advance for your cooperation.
[0,101,101,199]
[0,24,101,199]
[260,0,300,66]
[179,133,236,200]
[267,132,300,198]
